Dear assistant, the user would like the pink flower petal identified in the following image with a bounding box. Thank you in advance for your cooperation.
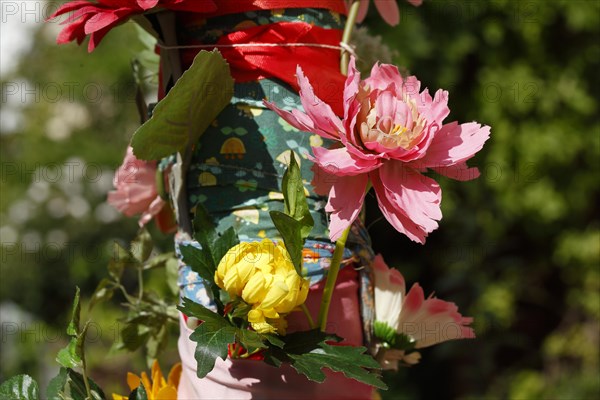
[417,121,491,168]
[325,174,369,241]
[365,63,404,92]
[432,162,481,181]
[370,172,429,243]
[312,146,381,176]
[311,164,335,196]
[418,88,450,126]
[374,0,400,26]
[139,196,165,227]
[378,162,442,232]
[264,101,338,140]
[398,283,475,348]
[296,66,346,139]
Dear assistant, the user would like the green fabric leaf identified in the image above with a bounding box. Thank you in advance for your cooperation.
[66,287,81,336]
[288,342,387,389]
[0,374,39,400]
[131,50,234,160]
[190,324,236,378]
[262,329,386,389]
[131,228,153,263]
[192,203,217,266]
[178,298,227,326]
[236,329,268,350]
[212,227,240,268]
[373,320,415,350]
[56,338,82,369]
[179,244,214,284]
[270,211,303,275]
[128,384,148,400]
[281,151,314,239]
[46,368,105,400]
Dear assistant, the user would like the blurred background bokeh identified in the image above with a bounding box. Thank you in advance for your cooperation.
[1,0,598,398]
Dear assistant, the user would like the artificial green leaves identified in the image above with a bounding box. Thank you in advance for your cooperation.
[131,50,234,160]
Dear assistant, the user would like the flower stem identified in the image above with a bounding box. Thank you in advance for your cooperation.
[317,226,351,331]
[340,0,361,75]
[300,303,315,329]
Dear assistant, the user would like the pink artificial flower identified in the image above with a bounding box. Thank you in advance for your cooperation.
[265,57,490,243]
[47,0,217,52]
[108,146,165,227]
[372,254,474,368]
[347,0,423,26]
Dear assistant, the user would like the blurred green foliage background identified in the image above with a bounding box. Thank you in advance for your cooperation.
[1,0,598,398]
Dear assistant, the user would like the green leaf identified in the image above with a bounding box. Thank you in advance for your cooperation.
[128,384,148,400]
[263,334,285,349]
[179,244,214,284]
[165,257,180,296]
[192,203,217,265]
[373,320,415,350]
[270,211,303,274]
[66,287,81,337]
[46,368,105,400]
[236,329,268,350]
[212,227,239,268]
[230,301,252,319]
[143,252,176,271]
[119,323,150,352]
[109,241,138,275]
[262,329,386,389]
[131,228,153,263]
[56,338,82,369]
[131,50,234,160]
[178,298,228,326]
[89,279,115,310]
[281,151,314,239]
[145,325,169,368]
[190,324,236,378]
[288,342,386,389]
[0,374,39,400]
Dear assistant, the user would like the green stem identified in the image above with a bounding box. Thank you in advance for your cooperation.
[340,0,362,75]
[80,321,93,400]
[317,226,351,331]
[137,265,144,302]
[300,303,316,329]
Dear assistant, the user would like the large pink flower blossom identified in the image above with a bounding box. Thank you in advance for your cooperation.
[47,0,217,52]
[108,146,165,227]
[372,254,474,368]
[265,57,490,243]
[347,0,423,26]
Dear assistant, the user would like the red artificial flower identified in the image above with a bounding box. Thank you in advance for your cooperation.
[48,0,217,52]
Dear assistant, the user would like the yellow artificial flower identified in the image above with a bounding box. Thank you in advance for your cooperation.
[215,239,310,334]
[112,360,181,400]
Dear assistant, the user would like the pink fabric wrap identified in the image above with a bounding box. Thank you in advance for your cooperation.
[177,267,374,399]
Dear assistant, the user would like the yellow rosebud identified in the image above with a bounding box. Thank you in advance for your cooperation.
[215,239,310,335]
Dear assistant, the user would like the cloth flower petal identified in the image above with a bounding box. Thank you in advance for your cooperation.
[378,162,442,233]
[325,174,369,241]
[416,121,491,168]
[374,0,400,26]
[312,146,381,176]
[371,172,429,243]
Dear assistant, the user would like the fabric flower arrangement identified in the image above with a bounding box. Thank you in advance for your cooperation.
[265,56,490,243]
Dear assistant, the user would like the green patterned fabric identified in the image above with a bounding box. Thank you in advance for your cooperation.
[182,8,344,241]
